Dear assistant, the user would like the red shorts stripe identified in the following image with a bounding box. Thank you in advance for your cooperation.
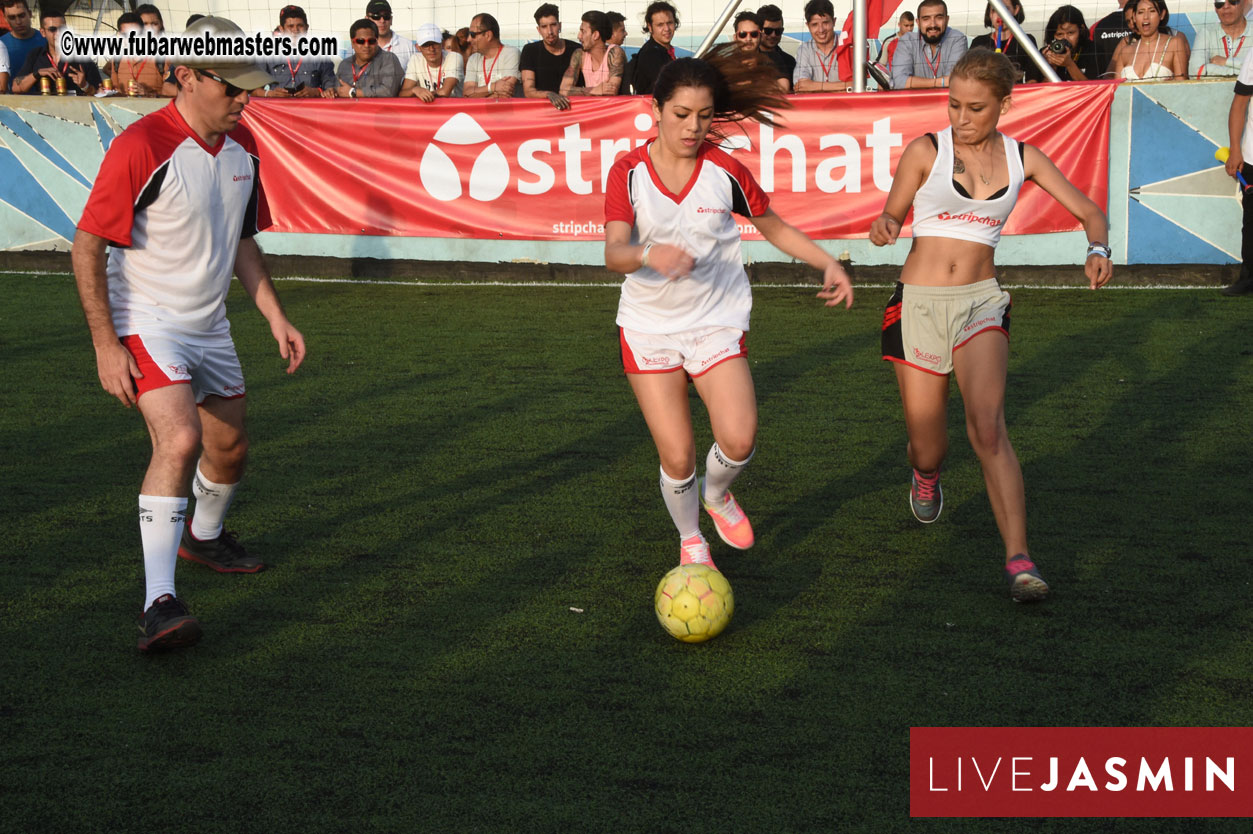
[120,334,188,400]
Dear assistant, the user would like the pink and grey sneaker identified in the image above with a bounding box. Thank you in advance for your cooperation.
[1005,555,1049,602]
[699,478,755,550]
[909,468,943,524]
[679,534,718,572]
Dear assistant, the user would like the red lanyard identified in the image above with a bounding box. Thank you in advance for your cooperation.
[816,44,837,80]
[994,27,1012,52]
[482,46,502,87]
[285,58,304,83]
[924,44,942,77]
[1225,35,1246,58]
[351,60,371,86]
[129,57,149,79]
[47,49,68,75]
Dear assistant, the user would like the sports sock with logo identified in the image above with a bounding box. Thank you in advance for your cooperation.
[659,467,700,540]
[190,463,239,541]
[139,494,187,610]
[703,443,755,505]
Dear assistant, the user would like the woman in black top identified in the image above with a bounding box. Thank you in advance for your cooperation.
[970,0,1044,82]
[1043,5,1102,80]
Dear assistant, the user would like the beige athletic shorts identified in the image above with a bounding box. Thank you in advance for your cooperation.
[881,279,1011,376]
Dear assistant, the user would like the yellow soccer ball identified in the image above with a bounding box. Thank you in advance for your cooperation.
[654,564,734,643]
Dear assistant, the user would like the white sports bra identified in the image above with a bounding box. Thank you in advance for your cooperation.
[911,126,1025,248]
[1121,34,1172,80]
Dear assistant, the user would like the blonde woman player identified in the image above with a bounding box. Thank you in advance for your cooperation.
[870,47,1112,601]
[604,46,853,571]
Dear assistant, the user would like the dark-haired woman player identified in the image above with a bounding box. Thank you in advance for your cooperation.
[604,45,853,571]
[870,47,1112,601]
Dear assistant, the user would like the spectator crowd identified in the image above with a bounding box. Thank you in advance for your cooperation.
[0,0,1244,98]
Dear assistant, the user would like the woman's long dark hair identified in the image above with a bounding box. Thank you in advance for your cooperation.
[652,44,792,141]
[1043,4,1090,49]
[1122,0,1173,38]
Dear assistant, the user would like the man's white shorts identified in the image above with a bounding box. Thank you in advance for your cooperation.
[619,325,748,377]
[121,332,246,403]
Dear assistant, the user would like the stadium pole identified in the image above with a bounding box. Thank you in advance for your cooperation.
[986,0,1062,81]
[853,0,867,92]
[693,0,745,58]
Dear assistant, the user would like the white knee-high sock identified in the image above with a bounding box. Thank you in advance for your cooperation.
[139,495,187,610]
[659,467,700,540]
[703,443,755,505]
[190,463,238,541]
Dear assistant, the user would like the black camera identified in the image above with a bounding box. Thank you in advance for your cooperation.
[1047,39,1070,54]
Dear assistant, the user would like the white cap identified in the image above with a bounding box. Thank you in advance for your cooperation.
[416,22,442,46]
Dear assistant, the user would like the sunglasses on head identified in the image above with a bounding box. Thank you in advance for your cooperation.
[760,25,783,35]
[355,36,378,44]
[736,29,760,38]
[368,12,391,20]
[198,69,244,97]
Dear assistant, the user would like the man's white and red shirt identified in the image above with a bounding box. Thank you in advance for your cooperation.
[604,141,769,335]
[77,101,270,343]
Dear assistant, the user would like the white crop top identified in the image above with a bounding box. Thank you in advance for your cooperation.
[911,126,1025,248]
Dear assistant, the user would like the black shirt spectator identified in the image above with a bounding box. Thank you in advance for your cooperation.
[1091,6,1133,77]
[520,38,579,92]
[970,33,1044,82]
[628,36,673,95]
[17,44,101,94]
[762,45,796,80]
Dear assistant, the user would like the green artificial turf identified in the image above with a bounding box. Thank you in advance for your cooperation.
[1,273,1250,833]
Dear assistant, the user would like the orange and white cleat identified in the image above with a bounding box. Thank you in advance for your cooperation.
[699,478,755,550]
[679,533,718,572]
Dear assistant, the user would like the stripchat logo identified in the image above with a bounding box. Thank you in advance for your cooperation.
[419,113,510,202]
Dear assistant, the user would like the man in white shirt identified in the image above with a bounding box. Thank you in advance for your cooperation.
[404,22,464,100]
[1191,0,1249,77]
[367,0,414,76]
[464,12,520,97]
[0,39,9,92]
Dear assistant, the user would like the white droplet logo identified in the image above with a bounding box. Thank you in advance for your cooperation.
[420,113,510,202]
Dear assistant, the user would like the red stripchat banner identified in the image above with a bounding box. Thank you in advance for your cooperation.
[911,727,1253,817]
[242,81,1117,241]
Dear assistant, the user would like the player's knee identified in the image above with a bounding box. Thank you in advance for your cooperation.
[659,451,696,481]
[717,434,756,463]
[156,425,203,464]
[965,414,1005,457]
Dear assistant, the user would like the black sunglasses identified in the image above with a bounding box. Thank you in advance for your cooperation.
[355,36,378,44]
[368,12,391,20]
[736,29,760,38]
[1214,0,1241,6]
[468,29,485,36]
[198,68,244,97]
[760,25,783,35]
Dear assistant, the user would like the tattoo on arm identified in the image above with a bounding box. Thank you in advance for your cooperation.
[562,48,586,94]
[608,47,625,78]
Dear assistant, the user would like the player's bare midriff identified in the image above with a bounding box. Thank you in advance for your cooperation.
[898,235,998,287]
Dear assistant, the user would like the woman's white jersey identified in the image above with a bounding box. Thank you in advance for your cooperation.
[605,141,770,334]
[910,126,1024,248]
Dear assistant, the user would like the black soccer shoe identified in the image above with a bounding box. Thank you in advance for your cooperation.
[1221,273,1253,297]
[138,594,203,652]
[178,528,265,574]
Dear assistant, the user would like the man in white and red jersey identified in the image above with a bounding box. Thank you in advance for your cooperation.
[71,17,305,653]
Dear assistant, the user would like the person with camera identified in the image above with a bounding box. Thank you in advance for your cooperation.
[1042,5,1102,80]
[971,0,1043,83]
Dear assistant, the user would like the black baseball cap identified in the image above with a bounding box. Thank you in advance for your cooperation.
[365,0,392,15]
